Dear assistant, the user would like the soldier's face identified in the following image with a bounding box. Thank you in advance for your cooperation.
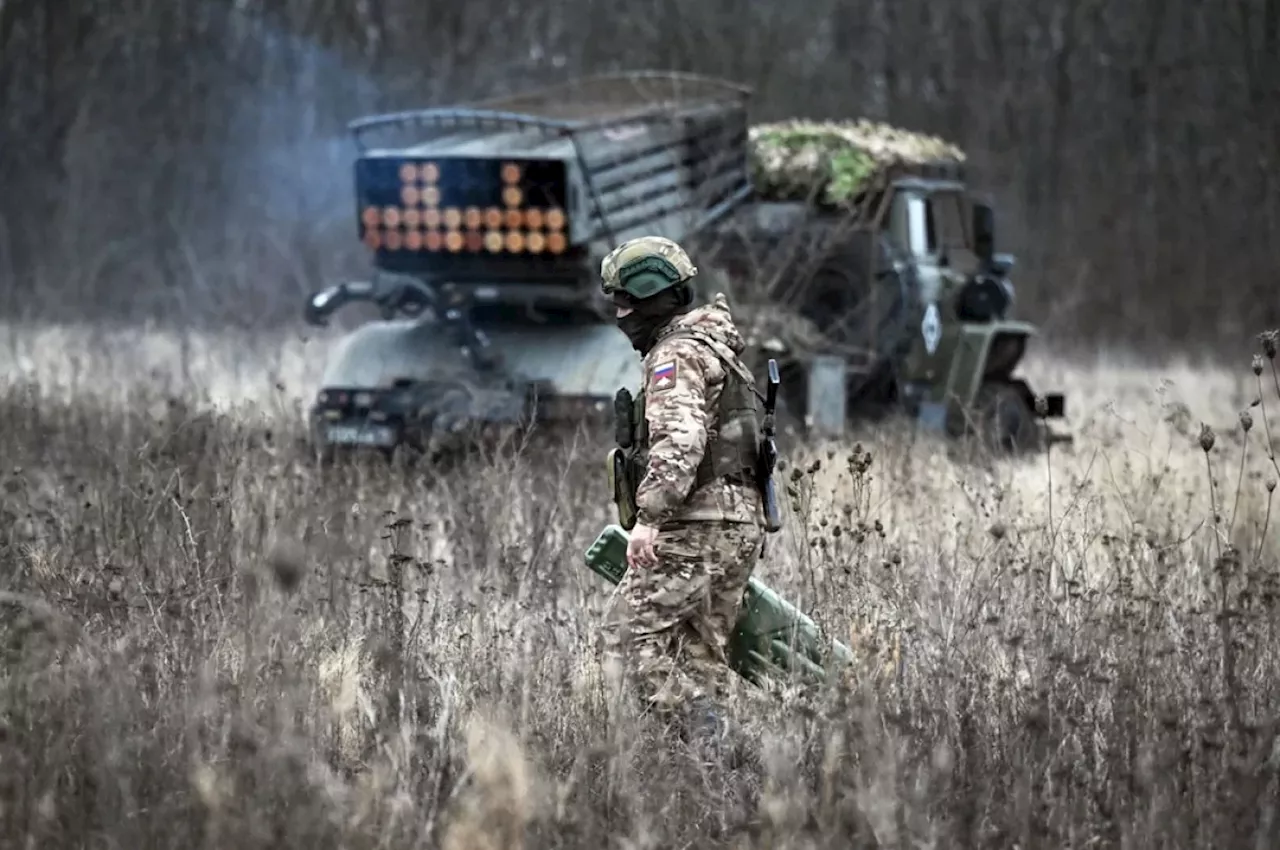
[615,304,634,319]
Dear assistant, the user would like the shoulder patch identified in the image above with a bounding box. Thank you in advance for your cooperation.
[650,360,677,392]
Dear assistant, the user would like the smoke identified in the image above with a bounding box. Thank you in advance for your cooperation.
[46,7,391,325]
[221,19,381,241]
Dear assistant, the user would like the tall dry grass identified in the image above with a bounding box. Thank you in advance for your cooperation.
[2,322,1280,848]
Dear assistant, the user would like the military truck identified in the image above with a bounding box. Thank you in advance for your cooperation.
[302,70,1068,458]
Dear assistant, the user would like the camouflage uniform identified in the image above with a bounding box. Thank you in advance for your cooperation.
[599,236,767,723]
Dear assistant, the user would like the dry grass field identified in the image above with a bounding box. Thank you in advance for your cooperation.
[3,318,1280,849]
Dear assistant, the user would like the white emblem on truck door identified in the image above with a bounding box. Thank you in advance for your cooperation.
[921,302,941,355]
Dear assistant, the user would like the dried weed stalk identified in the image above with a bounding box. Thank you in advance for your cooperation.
[1,329,1279,848]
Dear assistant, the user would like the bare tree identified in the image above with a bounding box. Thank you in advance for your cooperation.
[0,0,1275,347]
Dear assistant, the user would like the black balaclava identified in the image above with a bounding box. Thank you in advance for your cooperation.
[615,287,691,354]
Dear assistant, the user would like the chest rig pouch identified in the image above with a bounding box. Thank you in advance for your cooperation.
[607,329,764,530]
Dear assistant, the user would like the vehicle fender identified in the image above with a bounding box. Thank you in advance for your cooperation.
[942,320,1038,412]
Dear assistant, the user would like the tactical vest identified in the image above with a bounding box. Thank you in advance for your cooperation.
[624,328,763,499]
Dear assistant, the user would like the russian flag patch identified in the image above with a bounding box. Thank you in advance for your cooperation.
[651,360,677,391]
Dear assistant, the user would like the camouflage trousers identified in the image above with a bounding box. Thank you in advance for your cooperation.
[602,519,763,718]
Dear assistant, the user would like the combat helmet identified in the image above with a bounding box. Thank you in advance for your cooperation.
[600,236,698,300]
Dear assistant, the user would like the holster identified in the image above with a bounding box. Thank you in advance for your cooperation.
[607,387,639,530]
[606,447,638,530]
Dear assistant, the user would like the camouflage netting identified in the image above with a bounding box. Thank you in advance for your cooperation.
[748,119,966,207]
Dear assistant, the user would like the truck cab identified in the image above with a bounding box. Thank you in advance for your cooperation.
[872,178,1063,448]
[885,180,1014,321]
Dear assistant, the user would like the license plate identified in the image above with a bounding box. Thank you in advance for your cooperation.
[325,423,396,447]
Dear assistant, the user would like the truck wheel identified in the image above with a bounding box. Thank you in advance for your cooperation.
[972,380,1042,454]
[802,232,908,363]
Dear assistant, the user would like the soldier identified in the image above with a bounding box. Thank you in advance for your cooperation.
[598,235,767,743]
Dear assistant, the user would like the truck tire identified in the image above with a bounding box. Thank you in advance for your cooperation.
[798,230,910,362]
[971,380,1042,454]
[785,230,913,421]
[702,211,913,432]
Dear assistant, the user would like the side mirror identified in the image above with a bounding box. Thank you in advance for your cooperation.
[304,281,373,327]
[305,286,341,327]
[972,203,995,263]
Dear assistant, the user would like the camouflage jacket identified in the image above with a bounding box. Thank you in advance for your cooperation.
[634,293,765,528]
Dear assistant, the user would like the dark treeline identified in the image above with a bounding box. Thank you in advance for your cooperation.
[1,0,1276,352]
